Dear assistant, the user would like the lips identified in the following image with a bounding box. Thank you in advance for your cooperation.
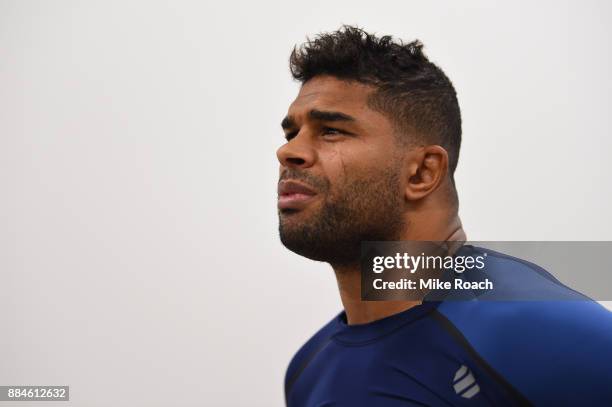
[278,180,318,210]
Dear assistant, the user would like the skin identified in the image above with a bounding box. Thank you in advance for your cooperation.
[277,75,466,325]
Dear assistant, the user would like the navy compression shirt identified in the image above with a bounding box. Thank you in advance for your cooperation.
[284,245,612,406]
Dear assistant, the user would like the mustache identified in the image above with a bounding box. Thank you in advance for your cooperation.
[279,168,329,192]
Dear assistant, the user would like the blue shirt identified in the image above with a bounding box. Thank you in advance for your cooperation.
[285,245,612,406]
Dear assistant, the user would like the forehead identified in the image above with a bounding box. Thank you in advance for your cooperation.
[288,75,376,117]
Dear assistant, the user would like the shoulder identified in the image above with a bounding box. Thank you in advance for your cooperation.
[436,261,612,405]
[284,313,340,392]
[445,246,612,341]
[461,245,590,301]
[437,298,612,355]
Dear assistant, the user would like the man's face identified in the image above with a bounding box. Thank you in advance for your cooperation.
[277,75,407,266]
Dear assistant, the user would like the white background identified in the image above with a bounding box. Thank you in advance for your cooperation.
[1,1,611,406]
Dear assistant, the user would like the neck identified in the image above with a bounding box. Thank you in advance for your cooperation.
[332,212,465,325]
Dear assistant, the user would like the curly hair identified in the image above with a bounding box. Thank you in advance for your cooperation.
[290,25,462,179]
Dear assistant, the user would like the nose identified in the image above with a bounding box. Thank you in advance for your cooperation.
[276,132,316,169]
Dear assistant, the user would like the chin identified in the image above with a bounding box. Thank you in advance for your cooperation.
[278,211,311,234]
[278,201,320,221]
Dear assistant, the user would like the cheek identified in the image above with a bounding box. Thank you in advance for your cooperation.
[317,145,346,183]
[318,145,380,197]
[320,142,391,180]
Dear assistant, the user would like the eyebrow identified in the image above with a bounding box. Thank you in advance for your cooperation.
[281,109,356,130]
[309,109,356,123]
[281,116,295,130]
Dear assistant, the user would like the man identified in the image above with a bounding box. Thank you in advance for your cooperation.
[277,26,612,406]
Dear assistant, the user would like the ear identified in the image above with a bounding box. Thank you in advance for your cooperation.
[404,145,449,201]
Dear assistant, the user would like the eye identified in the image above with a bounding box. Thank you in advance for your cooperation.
[322,127,343,136]
[284,131,298,141]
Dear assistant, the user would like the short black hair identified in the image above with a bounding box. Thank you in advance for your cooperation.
[290,25,462,179]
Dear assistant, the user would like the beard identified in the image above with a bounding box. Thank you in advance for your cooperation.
[278,163,406,267]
